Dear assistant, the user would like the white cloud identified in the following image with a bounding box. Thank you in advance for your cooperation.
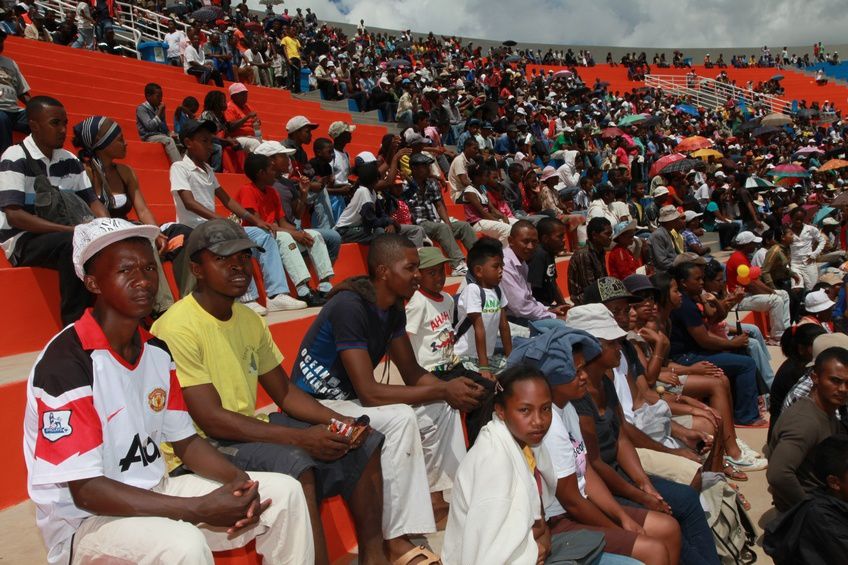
[248,0,848,49]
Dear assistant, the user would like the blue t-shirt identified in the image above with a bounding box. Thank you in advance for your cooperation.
[669,294,705,357]
[291,289,405,400]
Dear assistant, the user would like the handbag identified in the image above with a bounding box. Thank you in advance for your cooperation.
[20,144,94,226]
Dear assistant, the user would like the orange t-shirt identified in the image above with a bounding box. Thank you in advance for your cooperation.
[223,101,256,138]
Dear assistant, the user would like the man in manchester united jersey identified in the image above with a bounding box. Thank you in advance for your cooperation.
[23,218,314,564]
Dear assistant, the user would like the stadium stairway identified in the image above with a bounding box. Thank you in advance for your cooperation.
[528,63,848,113]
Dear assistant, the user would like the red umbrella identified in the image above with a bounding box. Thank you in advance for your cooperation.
[675,135,713,152]
[600,127,624,139]
[649,153,686,179]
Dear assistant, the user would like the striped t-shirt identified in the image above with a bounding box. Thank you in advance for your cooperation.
[0,135,95,258]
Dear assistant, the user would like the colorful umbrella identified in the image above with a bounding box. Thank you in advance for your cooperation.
[768,163,810,178]
[760,112,794,127]
[649,153,686,179]
[745,176,776,190]
[617,114,649,127]
[692,148,724,160]
[675,104,700,117]
[676,136,713,152]
[819,159,848,172]
[553,70,573,78]
[600,127,625,139]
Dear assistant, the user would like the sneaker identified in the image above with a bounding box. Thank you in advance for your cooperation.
[725,454,768,472]
[300,291,328,308]
[243,301,268,316]
[451,261,468,277]
[266,294,307,311]
[736,438,763,459]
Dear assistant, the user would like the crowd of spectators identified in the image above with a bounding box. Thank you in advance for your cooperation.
[3,2,848,564]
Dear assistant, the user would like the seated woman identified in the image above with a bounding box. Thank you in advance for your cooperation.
[663,263,763,429]
[443,365,632,565]
[769,324,827,441]
[463,162,518,244]
[562,306,721,565]
[72,116,193,313]
[540,331,683,564]
[199,90,240,173]
[651,272,767,472]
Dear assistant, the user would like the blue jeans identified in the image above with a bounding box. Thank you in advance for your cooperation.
[740,322,774,389]
[674,351,760,424]
[209,141,223,172]
[619,476,720,565]
[597,554,642,565]
[308,189,334,231]
[0,109,29,155]
[310,227,341,263]
[241,227,290,302]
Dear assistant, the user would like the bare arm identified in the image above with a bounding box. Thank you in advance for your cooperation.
[3,206,75,233]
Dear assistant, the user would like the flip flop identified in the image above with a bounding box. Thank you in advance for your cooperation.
[723,462,748,481]
[394,545,441,565]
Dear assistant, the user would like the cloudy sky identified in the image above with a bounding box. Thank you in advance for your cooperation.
[248,0,846,48]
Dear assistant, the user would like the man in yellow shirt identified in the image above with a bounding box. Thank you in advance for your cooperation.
[280,26,302,93]
[152,219,385,565]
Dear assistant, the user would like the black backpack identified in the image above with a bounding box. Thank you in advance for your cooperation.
[21,144,94,226]
[453,275,502,340]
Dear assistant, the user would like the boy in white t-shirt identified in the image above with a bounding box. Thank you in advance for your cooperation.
[454,237,512,380]
[406,246,494,441]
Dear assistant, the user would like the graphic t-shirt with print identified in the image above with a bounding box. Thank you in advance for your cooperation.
[405,289,459,372]
[453,283,508,359]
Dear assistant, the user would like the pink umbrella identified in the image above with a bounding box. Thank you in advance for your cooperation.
[649,153,686,179]
[553,70,573,78]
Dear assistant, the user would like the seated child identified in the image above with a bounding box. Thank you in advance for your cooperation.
[453,237,512,379]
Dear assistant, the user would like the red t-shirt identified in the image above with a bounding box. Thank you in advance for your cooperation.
[236,182,282,224]
[725,250,750,293]
[224,101,256,138]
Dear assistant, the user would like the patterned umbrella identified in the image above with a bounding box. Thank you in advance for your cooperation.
[659,158,702,175]
[745,176,776,190]
[676,136,713,152]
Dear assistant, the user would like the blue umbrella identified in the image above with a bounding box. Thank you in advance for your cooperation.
[771,74,784,81]
[814,206,836,226]
[675,104,699,117]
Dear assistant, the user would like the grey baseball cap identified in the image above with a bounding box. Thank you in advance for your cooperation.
[185,219,263,260]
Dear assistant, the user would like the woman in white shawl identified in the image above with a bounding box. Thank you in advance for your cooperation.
[444,365,621,565]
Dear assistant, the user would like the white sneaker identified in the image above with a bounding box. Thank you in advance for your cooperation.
[451,261,468,277]
[725,453,768,472]
[736,438,763,459]
[266,293,307,311]
[243,301,267,316]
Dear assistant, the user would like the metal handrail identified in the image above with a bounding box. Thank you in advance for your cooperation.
[34,0,142,56]
[644,73,793,115]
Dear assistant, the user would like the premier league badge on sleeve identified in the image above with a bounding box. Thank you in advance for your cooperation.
[41,411,73,442]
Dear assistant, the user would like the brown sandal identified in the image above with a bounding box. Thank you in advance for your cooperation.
[723,462,749,482]
[394,545,441,565]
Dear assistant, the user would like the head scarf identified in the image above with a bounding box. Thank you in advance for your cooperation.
[73,116,122,155]
[73,116,123,210]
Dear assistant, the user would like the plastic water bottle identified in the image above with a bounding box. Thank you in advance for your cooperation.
[254,117,262,141]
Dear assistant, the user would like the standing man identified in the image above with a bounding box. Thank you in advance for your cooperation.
[25,217,312,564]
[0,30,31,155]
[281,26,302,93]
[136,83,181,164]
[0,96,109,325]
[404,152,474,276]
[789,206,826,290]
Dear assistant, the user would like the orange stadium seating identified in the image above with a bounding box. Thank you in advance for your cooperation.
[1,37,771,563]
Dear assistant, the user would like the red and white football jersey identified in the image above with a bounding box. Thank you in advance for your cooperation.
[23,310,195,564]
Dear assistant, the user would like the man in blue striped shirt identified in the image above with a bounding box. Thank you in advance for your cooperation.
[0,96,108,323]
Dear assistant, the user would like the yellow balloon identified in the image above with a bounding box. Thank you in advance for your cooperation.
[737,264,750,278]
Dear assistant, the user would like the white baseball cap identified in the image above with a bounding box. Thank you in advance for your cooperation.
[684,210,703,223]
[566,304,628,341]
[73,218,160,280]
[735,231,762,245]
[653,185,670,198]
[254,141,295,156]
[805,290,836,313]
[285,115,318,133]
